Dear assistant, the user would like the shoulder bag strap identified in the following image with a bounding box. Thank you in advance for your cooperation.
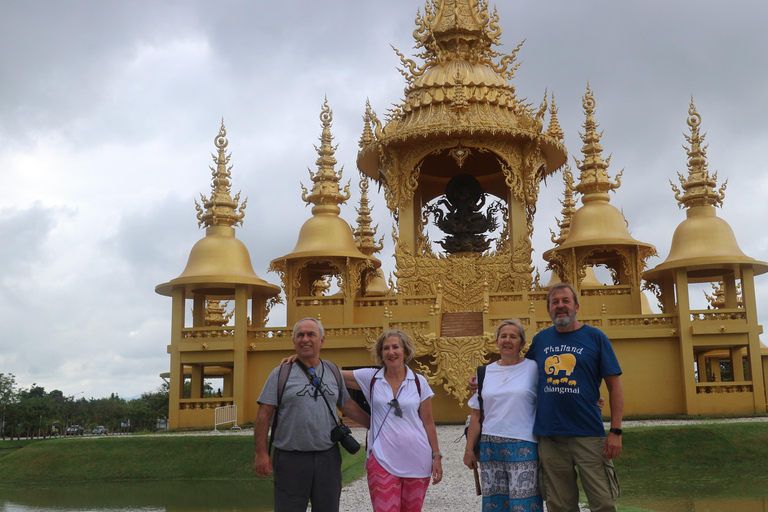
[269,362,293,454]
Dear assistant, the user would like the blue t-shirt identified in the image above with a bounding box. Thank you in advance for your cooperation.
[526,324,621,437]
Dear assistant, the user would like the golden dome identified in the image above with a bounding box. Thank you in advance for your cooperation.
[643,206,768,282]
[280,208,374,261]
[552,196,653,251]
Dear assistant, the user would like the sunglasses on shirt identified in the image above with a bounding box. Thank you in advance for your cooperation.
[389,398,403,418]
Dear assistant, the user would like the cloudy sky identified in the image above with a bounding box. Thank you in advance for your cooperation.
[2,0,767,399]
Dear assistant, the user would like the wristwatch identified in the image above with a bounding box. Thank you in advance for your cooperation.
[609,428,622,436]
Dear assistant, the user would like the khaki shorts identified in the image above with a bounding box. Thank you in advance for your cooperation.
[537,436,620,512]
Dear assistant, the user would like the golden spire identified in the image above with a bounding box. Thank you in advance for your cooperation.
[547,93,565,141]
[643,102,768,283]
[670,98,727,209]
[301,97,351,215]
[359,99,376,147]
[156,121,281,300]
[573,84,622,198]
[195,120,247,228]
[272,99,376,264]
[550,164,577,245]
[354,177,384,256]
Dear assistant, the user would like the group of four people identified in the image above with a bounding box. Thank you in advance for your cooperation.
[254,282,624,512]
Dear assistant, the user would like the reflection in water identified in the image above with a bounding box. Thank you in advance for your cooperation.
[618,467,768,512]
[0,480,274,512]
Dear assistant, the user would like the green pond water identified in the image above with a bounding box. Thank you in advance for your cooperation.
[616,467,768,511]
[0,468,765,511]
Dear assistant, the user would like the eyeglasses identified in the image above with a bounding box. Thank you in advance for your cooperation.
[307,367,321,387]
[389,399,403,418]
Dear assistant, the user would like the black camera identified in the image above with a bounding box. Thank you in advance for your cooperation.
[331,423,360,454]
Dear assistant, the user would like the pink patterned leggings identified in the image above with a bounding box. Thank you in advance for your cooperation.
[366,452,431,512]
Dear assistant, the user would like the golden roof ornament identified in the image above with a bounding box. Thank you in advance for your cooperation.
[546,93,565,141]
[574,85,622,198]
[359,100,376,148]
[550,164,576,245]
[301,98,351,215]
[354,177,384,256]
[670,99,727,209]
[195,121,247,229]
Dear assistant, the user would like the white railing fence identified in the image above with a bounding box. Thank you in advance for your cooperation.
[213,404,241,433]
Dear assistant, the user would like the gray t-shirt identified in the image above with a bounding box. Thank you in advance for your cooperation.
[258,360,351,451]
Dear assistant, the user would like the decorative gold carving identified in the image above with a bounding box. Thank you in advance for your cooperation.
[691,310,746,321]
[204,300,233,327]
[412,331,497,406]
[448,141,471,168]
[182,328,235,339]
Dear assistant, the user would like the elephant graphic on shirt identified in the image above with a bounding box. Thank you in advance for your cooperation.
[545,353,577,376]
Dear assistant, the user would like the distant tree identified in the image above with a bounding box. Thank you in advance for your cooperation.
[0,373,19,439]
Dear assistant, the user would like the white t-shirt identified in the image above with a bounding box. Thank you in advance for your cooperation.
[354,367,435,478]
[467,359,538,443]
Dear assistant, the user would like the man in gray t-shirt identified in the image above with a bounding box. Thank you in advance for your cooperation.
[254,318,369,512]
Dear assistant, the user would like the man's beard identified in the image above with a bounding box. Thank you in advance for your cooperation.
[551,309,576,328]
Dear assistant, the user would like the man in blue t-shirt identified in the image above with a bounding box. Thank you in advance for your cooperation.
[525,282,623,512]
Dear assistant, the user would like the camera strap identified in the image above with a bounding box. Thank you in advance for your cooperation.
[296,359,344,428]
[270,360,345,454]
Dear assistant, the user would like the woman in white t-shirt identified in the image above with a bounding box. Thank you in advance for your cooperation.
[463,319,543,512]
[350,329,442,512]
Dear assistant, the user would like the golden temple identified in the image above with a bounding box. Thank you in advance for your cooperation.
[156,0,768,429]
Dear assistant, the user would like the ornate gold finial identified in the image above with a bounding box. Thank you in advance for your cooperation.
[547,92,565,141]
[205,299,233,327]
[195,120,247,228]
[670,99,727,209]
[359,99,376,148]
[550,164,577,245]
[396,1,523,84]
[573,84,623,198]
[300,98,351,214]
[354,177,384,255]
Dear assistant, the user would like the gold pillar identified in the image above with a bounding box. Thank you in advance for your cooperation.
[168,287,186,429]
[696,352,707,382]
[233,285,248,424]
[739,266,767,411]
[193,296,205,327]
[190,365,204,399]
[729,347,744,381]
[675,268,698,414]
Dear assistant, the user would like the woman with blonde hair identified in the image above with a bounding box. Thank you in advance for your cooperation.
[352,329,442,512]
[463,319,542,512]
